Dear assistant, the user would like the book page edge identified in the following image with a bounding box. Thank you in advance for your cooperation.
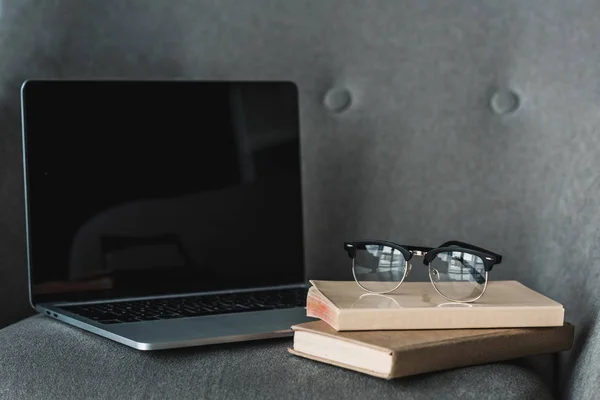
[288,348,392,379]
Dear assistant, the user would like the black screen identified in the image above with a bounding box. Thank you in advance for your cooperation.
[22,80,304,304]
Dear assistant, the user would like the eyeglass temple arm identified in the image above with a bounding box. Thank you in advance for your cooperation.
[343,243,357,258]
[439,240,502,263]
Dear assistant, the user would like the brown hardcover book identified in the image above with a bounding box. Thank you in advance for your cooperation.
[307,280,565,331]
[289,320,574,379]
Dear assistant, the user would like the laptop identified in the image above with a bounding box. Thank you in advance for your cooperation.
[20,80,314,350]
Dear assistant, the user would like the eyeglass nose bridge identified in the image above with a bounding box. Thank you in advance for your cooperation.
[409,249,431,265]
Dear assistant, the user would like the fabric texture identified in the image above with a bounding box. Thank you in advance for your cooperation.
[0,316,553,400]
[0,0,599,398]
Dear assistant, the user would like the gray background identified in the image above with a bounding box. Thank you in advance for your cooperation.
[1,1,599,398]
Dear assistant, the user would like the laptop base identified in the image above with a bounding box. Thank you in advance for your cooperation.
[39,305,314,350]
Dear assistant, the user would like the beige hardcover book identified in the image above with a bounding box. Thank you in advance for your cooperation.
[307,280,564,331]
[288,320,574,379]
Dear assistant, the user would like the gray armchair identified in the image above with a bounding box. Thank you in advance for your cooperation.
[1,1,598,399]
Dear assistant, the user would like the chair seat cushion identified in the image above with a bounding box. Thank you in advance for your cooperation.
[0,316,553,399]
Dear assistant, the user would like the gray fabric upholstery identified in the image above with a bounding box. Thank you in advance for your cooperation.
[1,0,599,399]
[0,316,552,400]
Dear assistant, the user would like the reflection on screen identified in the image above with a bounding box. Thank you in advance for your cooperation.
[22,81,304,304]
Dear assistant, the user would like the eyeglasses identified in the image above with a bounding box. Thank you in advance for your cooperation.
[343,240,502,303]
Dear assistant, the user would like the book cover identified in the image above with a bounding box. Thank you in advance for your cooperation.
[307,280,564,331]
[289,320,574,379]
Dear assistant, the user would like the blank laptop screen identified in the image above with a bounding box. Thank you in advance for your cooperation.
[21,80,305,304]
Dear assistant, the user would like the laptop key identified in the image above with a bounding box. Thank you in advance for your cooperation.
[97,319,122,324]
[118,315,141,323]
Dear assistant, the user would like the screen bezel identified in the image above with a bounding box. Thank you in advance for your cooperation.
[20,79,307,306]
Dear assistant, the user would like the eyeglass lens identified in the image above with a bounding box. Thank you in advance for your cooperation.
[429,251,486,301]
[352,245,407,293]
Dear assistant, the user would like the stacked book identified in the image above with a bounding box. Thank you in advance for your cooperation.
[288,280,574,379]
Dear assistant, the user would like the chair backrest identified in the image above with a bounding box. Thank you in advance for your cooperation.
[1,1,599,398]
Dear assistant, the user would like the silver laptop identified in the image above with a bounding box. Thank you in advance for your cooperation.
[20,80,313,350]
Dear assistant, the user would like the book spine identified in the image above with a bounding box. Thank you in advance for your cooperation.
[337,307,564,331]
[390,325,574,378]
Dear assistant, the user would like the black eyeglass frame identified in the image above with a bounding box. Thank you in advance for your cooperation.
[343,239,503,302]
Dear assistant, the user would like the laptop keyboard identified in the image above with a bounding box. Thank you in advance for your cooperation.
[58,287,308,324]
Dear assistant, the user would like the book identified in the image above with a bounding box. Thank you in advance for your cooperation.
[288,320,574,379]
[307,280,564,331]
